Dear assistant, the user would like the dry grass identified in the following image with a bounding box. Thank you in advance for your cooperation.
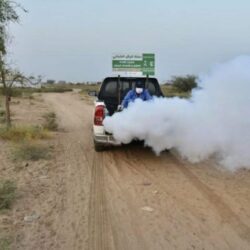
[0,237,11,250]
[0,126,50,141]
[0,96,5,121]
[0,87,73,97]
[43,112,58,131]
[0,180,16,211]
[12,142,51,161]
[161,85,191,98]
[0,109,6,123]
[0,109,5,117]
[79,84,99,95]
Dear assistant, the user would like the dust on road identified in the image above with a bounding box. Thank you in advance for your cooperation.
[42,92,250,250]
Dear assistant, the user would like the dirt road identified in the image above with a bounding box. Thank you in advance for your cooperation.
[42,92,250,250]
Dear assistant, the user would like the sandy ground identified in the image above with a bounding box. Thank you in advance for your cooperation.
[1,92,250,250]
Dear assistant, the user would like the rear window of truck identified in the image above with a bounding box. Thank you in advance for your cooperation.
[99,78,161,99]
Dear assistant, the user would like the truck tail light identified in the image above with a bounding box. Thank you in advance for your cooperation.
[94,105,105,126]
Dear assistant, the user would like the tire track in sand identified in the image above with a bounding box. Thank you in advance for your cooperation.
[88,152,115,250]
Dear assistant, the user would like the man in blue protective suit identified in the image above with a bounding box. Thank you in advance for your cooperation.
[119,80,152,109]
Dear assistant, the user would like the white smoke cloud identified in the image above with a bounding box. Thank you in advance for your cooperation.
[103,56,250,171]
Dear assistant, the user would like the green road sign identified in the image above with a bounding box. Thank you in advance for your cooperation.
[142,54,155,76]
[112,53,155,76]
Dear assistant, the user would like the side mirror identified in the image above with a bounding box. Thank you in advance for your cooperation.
[88,90,98,97]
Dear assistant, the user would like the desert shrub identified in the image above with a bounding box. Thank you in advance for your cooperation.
[37,87,73,93]
[163,91,191,98]
[161,85,191,98]
[0,117,6,124]
[43,112,58,131]
[0,88,23,97]
[0,126,50,141]
[12,143,51,161]
[170,75,198,92]
[0,237,11,250]
[0,109,5,117]
[79,84,99,95]
[0,180,16,210]
[0,87,73,97]
[0,109,6,123]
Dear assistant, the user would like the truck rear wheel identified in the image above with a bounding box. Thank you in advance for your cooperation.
[94,141,104,152]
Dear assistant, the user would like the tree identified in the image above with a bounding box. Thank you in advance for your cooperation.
[0,0,28,126]
[171,75,198,92]
[0,0,27,55]
[1,68,41,126]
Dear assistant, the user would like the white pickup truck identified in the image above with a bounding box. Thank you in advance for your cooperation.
[91,77,164,151]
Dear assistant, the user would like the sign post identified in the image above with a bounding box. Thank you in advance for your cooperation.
[112,53,155,76]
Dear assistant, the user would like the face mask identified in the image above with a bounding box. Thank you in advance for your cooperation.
[135,88,143,94]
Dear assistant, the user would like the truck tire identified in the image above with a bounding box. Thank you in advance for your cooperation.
[94,141,104,152]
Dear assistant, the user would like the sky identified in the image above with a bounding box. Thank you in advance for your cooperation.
[8,0,250,82]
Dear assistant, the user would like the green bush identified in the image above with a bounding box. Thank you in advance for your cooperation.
[0,180,16,210]
[171,75,198,92]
